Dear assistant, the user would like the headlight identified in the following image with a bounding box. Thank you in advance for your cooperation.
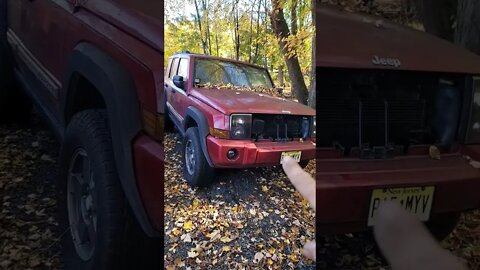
[311,116,316,137]
[230,114,252,139]
[466,77,480,143]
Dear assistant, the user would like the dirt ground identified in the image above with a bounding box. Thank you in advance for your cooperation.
[0,114,478,269]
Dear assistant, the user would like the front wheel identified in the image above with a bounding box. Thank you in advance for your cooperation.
[58,109,161,269]
[183,127,215,187]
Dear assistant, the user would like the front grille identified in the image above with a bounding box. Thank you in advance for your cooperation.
[317,97,426,151]
[252,114,306,141]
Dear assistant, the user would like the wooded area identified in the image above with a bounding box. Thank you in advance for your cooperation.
[165,0,315,106]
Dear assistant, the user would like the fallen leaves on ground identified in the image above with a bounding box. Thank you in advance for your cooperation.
[163,133,316,269]
[0,115,61,270]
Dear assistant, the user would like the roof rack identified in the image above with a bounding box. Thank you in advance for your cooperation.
[175,50,191,54]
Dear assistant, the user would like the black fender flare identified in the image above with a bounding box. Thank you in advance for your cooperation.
[61,42,160,237]
[185,106,214,167]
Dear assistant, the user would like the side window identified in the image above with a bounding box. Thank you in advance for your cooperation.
[169,58,179,79]
[177,58,188,78]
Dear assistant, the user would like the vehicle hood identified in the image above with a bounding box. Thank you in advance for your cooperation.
[84,1,163,52]
[316,5,480,74]
[190,88,315,116]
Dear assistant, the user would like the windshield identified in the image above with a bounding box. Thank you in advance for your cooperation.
[193,58,274,89]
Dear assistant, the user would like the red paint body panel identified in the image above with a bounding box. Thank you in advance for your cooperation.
[132,135,164,231]
[316,153,480,233]
[207,136,316,167]
[316,5,480,74]
[315,4,480,234]
[7,0,164,234]
[190,88,315,116]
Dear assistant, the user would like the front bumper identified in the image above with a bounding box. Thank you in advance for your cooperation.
[206,136,316,168]
[317,153,480,234]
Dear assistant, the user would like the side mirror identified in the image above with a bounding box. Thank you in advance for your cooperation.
[173,75,185,89]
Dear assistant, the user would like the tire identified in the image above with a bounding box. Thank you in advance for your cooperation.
[0,0,32,124]
[426,212,461,241]
[58,109,161,270]
[183,126,215,187]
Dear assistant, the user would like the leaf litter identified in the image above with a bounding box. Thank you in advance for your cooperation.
[164,133,316,269]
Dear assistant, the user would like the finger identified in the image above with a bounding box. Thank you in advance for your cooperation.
[302,240,316,262]
[374,202,467,270]
[282,156,316,211]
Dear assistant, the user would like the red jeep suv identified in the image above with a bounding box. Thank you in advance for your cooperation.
[1,1,163,269]
[164,52,316,186]
[316,5,480,239]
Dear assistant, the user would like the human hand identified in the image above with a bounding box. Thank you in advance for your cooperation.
[374,202,467,270]
[282,156,316,261]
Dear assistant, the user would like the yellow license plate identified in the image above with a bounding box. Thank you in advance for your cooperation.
[368,186,435,226]
[280,151,302,163]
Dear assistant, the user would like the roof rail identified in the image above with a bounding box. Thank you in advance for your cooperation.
[175,50,191,54]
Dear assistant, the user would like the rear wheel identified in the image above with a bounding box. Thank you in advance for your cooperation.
[183,127,215,187]
[426,212,461,241]
[0,0,32,124]
[58,110,161,270]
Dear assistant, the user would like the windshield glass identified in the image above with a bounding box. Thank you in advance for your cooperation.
[193,58,274,89]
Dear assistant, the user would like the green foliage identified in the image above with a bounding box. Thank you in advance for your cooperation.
[165,0,312,89]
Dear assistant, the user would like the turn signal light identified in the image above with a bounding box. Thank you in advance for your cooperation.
[209,128,230,139]
[142,108,164,141]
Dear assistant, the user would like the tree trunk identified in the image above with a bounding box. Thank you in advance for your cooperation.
[271,0,308,104]
[194,0,209,54]
[248,0,256,63]
[253,0,262,63]
[233,0,241,60]
[308,0,316,108]
[277,65,284,87]
[216,34,219,56]
[202,0,212,55]
[414,0,457,42]
[455,0,480,54]
[291,0,298,35]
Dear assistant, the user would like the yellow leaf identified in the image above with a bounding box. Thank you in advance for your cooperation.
[258,243,264,248]
[172,228,181,236]
[183,221,193,230]
[220,236,233,243]
[269,248,276,254]
[289,254,299,263]
[222,246,231,252]
[192,200,199,207]
[261,185,269,192]
[206,230,219,238]
[231,206,238,212]
[267,258,273,265]
[188,251,198,258]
